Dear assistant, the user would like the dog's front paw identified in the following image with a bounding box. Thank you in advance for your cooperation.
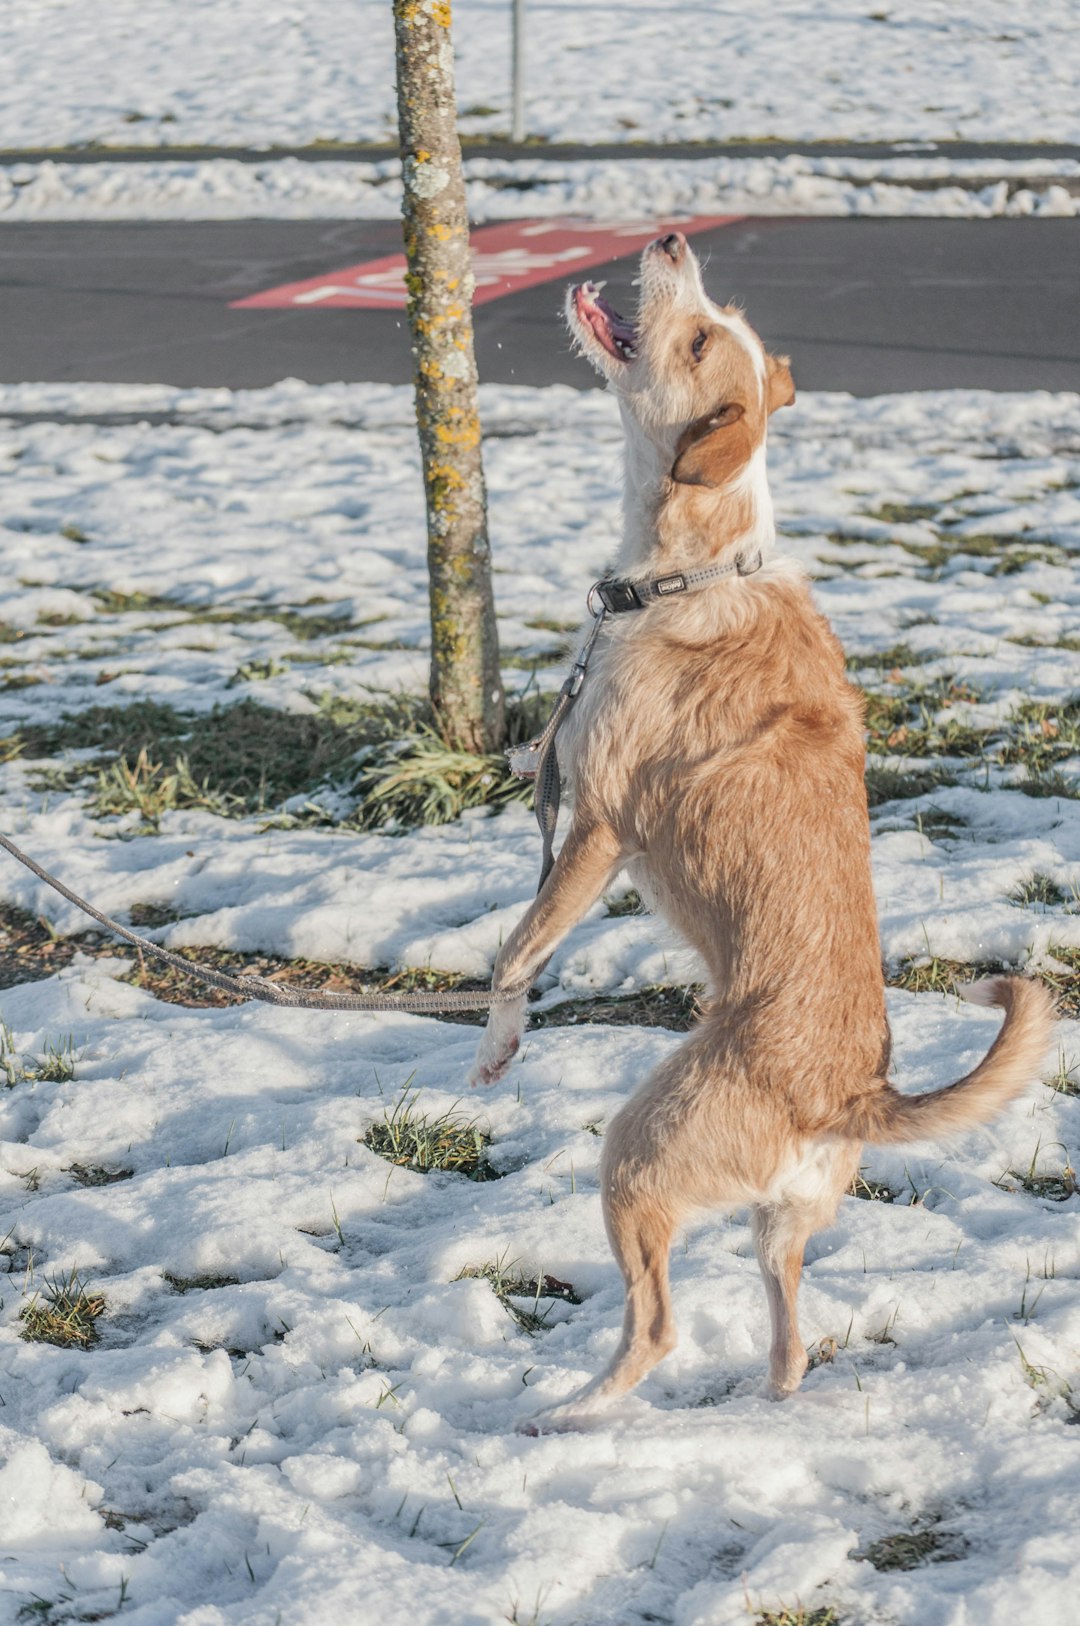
[468,1001,525,1088]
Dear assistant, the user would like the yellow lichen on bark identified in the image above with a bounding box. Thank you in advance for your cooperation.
[394,0,504,753]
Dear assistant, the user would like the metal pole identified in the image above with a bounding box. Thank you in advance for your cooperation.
[511,0,525,143]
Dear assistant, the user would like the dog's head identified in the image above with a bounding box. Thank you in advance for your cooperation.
[566,233,794,494]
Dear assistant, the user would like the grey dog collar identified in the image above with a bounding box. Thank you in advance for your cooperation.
[588,549,763,615]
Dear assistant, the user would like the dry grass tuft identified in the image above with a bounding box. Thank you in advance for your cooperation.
[20,1271,106,1348]
[854,1527,967,1571]
[849,1173,898,1203]
[364,1091,497,1181]
[754,1608,840,1626]
[455,1254,580,1335]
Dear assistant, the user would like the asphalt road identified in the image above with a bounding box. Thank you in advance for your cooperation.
[1,218,1077,394]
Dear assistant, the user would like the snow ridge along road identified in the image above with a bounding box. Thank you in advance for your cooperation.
[0,379,1079,1624]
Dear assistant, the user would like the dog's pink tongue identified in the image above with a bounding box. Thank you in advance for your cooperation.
[577,284,637,358]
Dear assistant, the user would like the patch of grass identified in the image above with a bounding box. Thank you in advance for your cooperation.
[67,1164,133,1187]
[89,588,362,643]
[0,1021,77,1086]
[754,1609,840,1626]
[354,723,532,830]
[91,746,242,829]
[861,501,940,526]
[887,955,1006,996]
[525,616,578,634]
[20,1270,105,1348]
[91,587,176,615]
[854,1527,967,1571]
[229,656,289,685]
[893,528,1067,577]
[501,647,568,671]
[911,806,967,840]
[1038,945,1080,1018]
[455,1254,579,1335]
[1045,1049,1080,1098]
[865,763,954,807]
[0,907,499,1015]
[860,673,987,758]
[1000,698,1080,779]
[997,1143,1077,1203]
[1016,770,1079,801]
[531,984,702,1033]
[849,1173,898,1203]
[891,953,1076,1013]
[845,642,937,673]
[1008,632,1080,653]
[604,888,644,917]
[127,902,188,928]
[351,692,550,831]
[164,1272,241,1292]
[34,1035,78,1082]
[1010,873,1068,908]
[363,1090,498,1181]
[5,690,553,832]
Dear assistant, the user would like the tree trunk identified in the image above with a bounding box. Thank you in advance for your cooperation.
[393,0,505,754]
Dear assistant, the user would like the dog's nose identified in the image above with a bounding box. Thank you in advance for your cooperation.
[658,232,685,262]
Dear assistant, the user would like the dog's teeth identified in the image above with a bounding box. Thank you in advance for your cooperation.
[592,280,607,292]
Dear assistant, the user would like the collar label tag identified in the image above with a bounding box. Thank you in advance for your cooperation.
[655,574,687,596]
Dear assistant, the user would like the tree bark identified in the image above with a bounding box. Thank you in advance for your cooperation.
[393,0,505,754]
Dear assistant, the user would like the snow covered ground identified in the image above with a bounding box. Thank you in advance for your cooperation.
[1,380,1080,1624]
[5,1,1080,151]
[4,153,1079,223]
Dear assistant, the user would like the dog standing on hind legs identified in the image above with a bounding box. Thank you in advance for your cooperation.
[469,232,1057,1430]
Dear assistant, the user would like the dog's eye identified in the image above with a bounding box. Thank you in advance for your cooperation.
[691,330,709,362]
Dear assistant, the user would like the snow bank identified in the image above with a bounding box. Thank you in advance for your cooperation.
[0,381,1079,1623]
[2,154,1078,222]
[3,1,1080,150]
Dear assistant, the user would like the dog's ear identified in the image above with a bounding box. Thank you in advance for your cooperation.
[670,402,748,488]
[766,353,795,414]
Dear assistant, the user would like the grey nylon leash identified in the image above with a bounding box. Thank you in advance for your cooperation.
[0,551,759,1015]
[0,829,530,1012]
[515,605,609,890]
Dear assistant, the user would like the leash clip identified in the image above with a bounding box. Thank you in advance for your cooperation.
[591,577,644,614]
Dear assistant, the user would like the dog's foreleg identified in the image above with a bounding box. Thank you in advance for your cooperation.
[469,815,623,1087]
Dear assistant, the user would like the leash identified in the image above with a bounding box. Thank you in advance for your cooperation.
[0,551,761,1015]
[0,828,529,1012]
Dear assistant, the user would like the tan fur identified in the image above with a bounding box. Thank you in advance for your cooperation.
[471,234,1058,1430]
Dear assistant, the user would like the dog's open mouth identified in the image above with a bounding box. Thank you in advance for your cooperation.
[572,282,637,362]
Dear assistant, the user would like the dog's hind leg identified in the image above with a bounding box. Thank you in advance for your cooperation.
[522,1065,698,1432]
[522,1184,678,1433]
[751,1143,859,1399]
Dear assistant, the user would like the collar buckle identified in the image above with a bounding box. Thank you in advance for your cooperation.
[594,577,644,614]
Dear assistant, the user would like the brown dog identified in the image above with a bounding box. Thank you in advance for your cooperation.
[470,232,1056,1430]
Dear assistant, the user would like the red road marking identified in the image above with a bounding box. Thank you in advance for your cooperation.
[231,216,743,309]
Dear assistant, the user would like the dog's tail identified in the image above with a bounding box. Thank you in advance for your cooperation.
[840,976,1056,1145]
